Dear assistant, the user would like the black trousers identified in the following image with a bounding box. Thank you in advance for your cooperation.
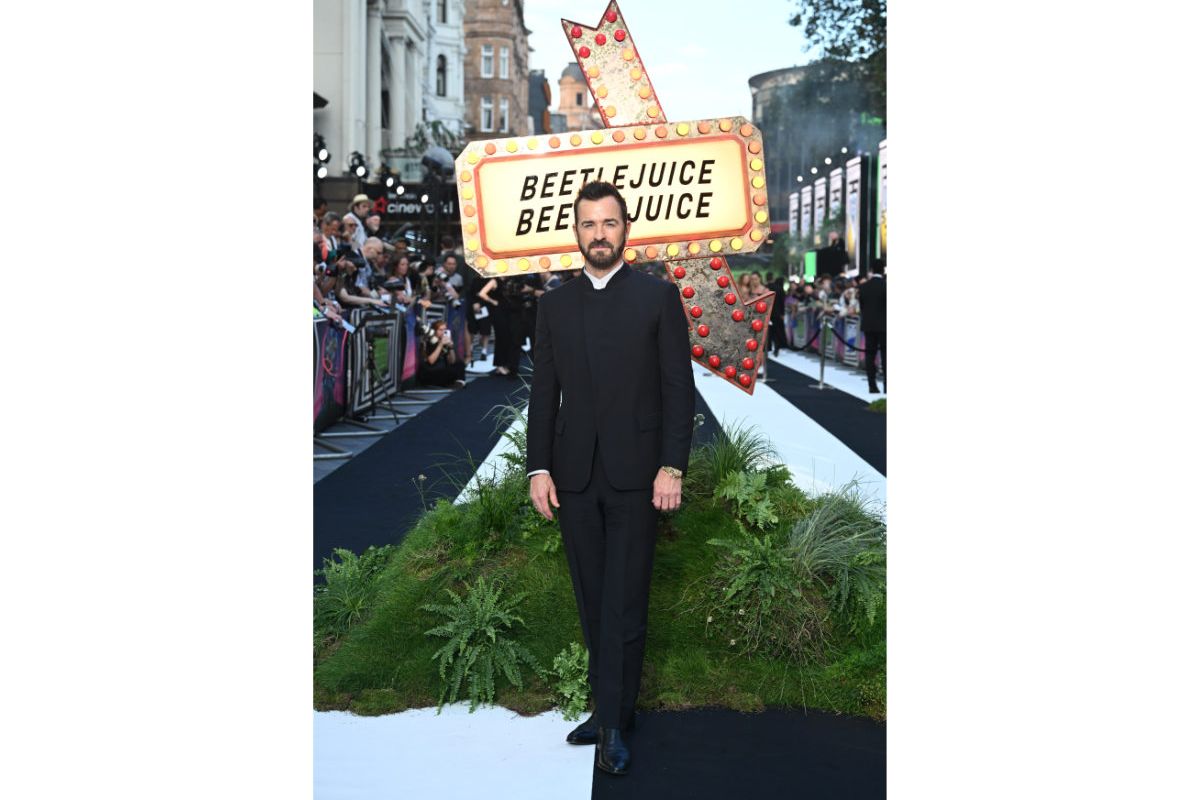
[556,436,658,731]
[864,330,886,387]
[491,304,525,372]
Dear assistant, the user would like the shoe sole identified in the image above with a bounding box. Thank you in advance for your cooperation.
[596,759,628,776]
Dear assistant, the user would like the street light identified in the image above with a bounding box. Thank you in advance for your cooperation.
[316,165,328,179]
[840,147,848,154]
[824,157,832,165]
[796,176,803,183]
[314,133,330,163]
[810,167,818,174]
[349,151,367,179]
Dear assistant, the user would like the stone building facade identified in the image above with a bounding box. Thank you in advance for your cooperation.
[462,0,531,141]
[313,0,467,177]
[557,63,601,131]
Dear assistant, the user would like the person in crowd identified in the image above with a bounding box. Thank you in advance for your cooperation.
[858,263,886,394]
[361,237,394,298]
[346,194,371,250]
[441,254,464,295]
[334,248,389,311]
[339,215,362,254]
[313,198,328,236]
[363,208,383,238]
[386,253,416,307]
[765,271,790,355]
[835,284,860,318]
[417,319,467,388]
[747,271,766,298]
[476,274,534,377]
[465,269,493,365]
[318,212,342,262]
[737,272,752,298]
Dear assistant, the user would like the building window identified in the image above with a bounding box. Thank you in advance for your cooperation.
[500,47,509,80]
[436,55,446,97]
[438,0,447,24]
[481,45,494,78]
[499,97,509,132]
[382,90,390,129]
[576,92,583,106]
[481,96,494,132]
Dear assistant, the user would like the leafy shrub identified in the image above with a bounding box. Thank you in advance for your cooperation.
[715,470,780,530]
[549,642,591,721]
[421,576,543,712]
[519,504,561,553]
[697,532,829,661]
[686,419,779,500]
[788,485,886,640]
[867,398,886,413]
[314,545,396,644]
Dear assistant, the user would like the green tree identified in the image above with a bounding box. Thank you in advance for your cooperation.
[790,1,886,105]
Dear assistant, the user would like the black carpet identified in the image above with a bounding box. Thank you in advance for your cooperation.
[312,369,530,573]
[314,355,725,572]
[762,358,887,476]
[592,707,885,799]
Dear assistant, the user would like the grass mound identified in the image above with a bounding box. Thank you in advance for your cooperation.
[314,411,886,721]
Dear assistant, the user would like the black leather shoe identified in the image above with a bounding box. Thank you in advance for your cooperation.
[565,713,598,745]
[596,727,630,775]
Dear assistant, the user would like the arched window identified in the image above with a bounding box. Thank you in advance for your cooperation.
[436,55,447,97]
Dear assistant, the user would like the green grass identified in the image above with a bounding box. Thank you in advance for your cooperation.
[314,420,886,722]
[867,398,886,413]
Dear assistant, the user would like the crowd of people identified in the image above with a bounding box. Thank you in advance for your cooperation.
[314,193,883,388]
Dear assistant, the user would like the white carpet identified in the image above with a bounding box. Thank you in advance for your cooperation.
[314,705,594,800]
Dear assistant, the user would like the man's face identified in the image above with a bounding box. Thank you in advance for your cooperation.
[342,219,358,239]
[573,196,629,271]
[353,201,371,218]
[443,256,457,274]
[322,219,339,237]
[365,214,381,233]
[362,242,381,264]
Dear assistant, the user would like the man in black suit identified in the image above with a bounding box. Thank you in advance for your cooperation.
[526,181,695,776]
[858,262,886,393]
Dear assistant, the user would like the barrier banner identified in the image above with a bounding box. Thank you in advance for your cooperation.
[829,167,844,223]
[842,315,861,366]
[445,302,469,362]
[347,307,401,415]
[400,308,421,389]
[845,156,865,278]
[877,139,887,263]
[800,185,813,245]
[826,315,842,361]
[813,177,827,245]
[313,317,348,434]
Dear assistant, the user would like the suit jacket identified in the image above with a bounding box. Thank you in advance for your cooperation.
[858,275,886,332]
[526,265,695,492]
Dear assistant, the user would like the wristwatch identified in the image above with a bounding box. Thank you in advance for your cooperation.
[660,466,683,479]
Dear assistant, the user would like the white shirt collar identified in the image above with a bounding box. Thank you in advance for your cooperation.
[582,261,624,290]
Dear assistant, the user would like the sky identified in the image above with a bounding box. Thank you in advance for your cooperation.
[522,0,819,122]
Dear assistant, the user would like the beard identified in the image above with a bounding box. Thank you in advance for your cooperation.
[577,229,626,271]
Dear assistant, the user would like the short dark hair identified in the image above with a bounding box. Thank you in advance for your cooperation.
[314,197,327,211]
[573,181,628,223]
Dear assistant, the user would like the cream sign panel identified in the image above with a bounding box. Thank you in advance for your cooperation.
[455,116,770,275]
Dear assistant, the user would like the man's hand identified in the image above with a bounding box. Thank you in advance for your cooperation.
[530,473,560,521]
[652,470,682,512]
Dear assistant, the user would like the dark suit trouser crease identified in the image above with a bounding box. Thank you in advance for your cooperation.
[556,435,658,731]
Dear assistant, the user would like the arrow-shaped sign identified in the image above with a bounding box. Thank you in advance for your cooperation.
[564,1,775,394]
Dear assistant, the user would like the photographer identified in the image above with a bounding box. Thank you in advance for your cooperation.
[333,247,389,311]
[417,319,466,388]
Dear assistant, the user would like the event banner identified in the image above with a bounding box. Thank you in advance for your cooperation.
[813,177,827,244]
[788,191,799,238]
[845,155,863,278]
[828,166,844,223]
[365,183,458,222]
[348,307,400,415]
[313,317,348,434]
[876,139,887,263]
[800,185,813,244]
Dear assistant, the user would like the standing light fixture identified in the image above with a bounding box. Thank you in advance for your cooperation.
[349,151,367,179]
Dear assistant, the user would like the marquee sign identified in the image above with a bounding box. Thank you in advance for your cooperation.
[454,117,770,272]
[454,0,775,393]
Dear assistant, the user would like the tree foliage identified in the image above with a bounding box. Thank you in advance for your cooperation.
[790,0,886,103]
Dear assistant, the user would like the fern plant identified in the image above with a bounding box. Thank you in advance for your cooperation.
[421,576,542,712]
[715,470,780,530]
[549,642,591,721]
